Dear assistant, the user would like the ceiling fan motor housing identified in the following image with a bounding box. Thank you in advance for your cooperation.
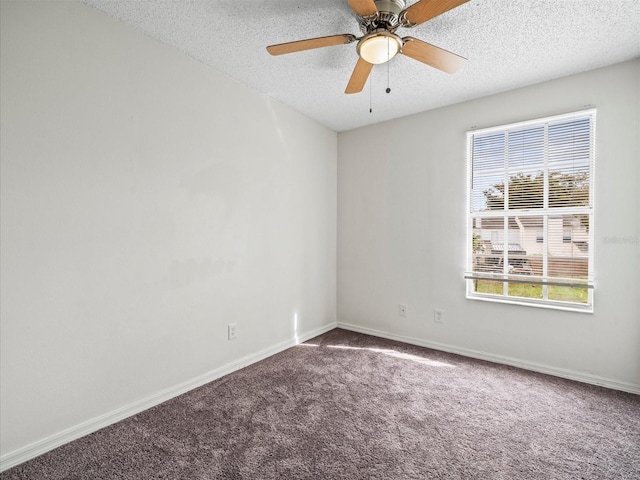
[359,0,406,33]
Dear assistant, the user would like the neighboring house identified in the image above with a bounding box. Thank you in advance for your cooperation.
[473,215,589,277]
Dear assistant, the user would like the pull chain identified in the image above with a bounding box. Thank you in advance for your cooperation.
[369,72,373,113]
[386,39,391,94]
[386,60,391,94]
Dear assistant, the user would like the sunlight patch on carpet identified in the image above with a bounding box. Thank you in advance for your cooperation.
[325,345,456,368]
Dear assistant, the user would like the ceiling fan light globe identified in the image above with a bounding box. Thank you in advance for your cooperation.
[357,33,401,64]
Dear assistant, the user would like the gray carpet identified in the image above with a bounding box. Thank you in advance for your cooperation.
[3,328,639,479]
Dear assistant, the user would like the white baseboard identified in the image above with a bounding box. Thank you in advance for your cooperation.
[0,321,337,472]
[337,322,640,395]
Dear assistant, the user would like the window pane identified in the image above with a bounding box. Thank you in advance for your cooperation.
[506,215,543,276]
[507,171,544,209]
[548,286,588,304]
[507,282,543,299]
[547,214,589,281]
[474,280,503,295]
[471,217,504,274]
[472,132,505,173]
[548,169,590,207]
[507,125,545,170]
[471,174,504,212]
[548,117,591,167]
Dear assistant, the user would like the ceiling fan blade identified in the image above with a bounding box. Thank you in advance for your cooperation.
[267,34,356,56]
[402,0,469,27]
[401,37,466,73]
[345,57,373,94]
[347,0,378,16]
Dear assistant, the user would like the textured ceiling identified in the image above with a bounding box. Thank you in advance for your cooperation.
[82,0,640,132]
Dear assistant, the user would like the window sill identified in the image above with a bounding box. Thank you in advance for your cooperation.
[466,292,594,314]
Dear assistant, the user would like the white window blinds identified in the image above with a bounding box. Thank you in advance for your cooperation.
[466,109,595,311]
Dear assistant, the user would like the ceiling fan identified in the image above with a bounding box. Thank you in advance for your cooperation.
[266,0,469,94]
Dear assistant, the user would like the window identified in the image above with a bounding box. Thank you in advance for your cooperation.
[466,109,595,311]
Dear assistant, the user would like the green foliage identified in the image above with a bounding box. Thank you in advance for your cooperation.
[472,233,483,253]
[548,171,589,208]
[483,171,589,210]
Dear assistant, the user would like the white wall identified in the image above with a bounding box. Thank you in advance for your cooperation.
[338,59,640,392]
[0,0,336,463]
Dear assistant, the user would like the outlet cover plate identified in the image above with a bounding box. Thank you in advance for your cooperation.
[228,323,237,340]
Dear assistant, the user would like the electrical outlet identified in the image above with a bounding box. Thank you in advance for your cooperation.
[399,304,407,317]
[228,323,237,340]
[434,310,444,324]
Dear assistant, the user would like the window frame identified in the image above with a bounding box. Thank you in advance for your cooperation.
[465,109,596,313]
